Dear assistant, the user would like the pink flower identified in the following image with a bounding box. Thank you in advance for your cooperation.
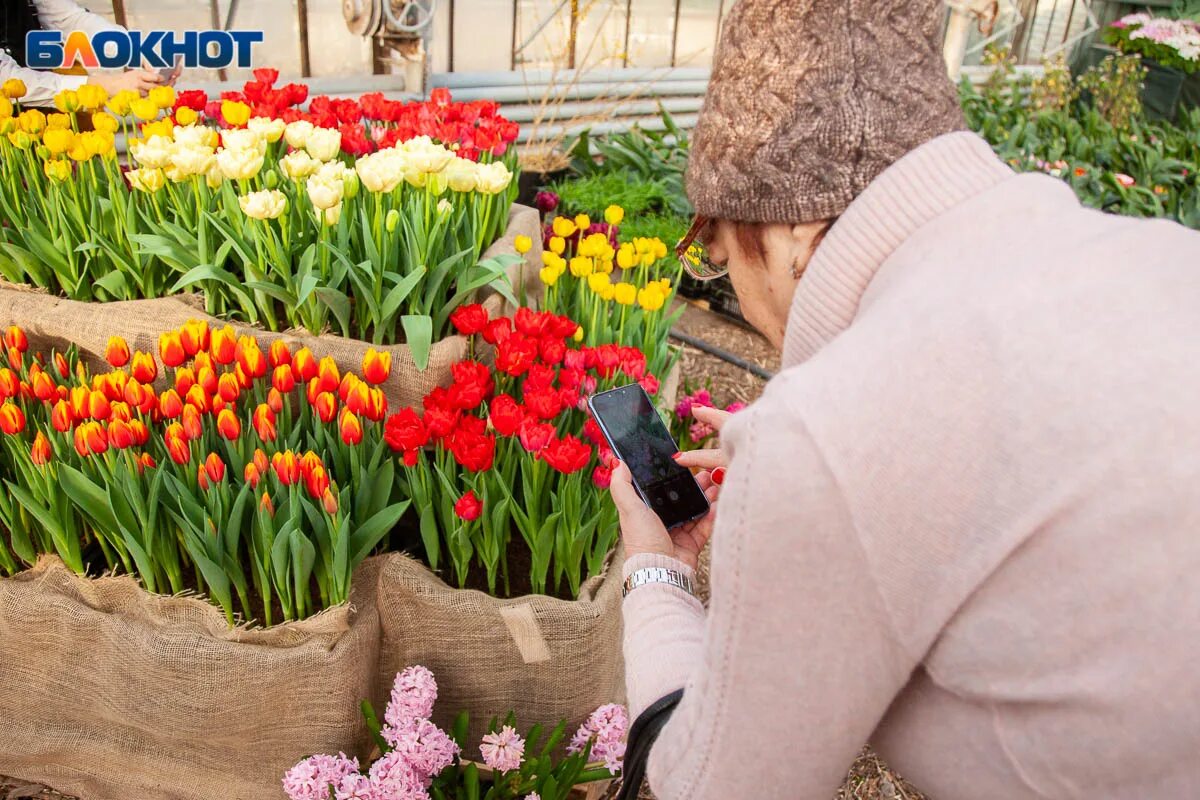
[334,773,376,800]
[689,420,715,443]
[479,725,525,773]
[283,753,360,800]
[525,795,541,800]
[724,401,746,414]
[382,717,460,782]
[385,666,438,728]
[369,752,428,800]
[1114,173,1136,188]
[568,704,629,775]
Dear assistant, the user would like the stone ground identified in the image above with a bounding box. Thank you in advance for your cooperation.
[2,302,926,800]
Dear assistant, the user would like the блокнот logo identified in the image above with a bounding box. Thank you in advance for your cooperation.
[25,30,264,70]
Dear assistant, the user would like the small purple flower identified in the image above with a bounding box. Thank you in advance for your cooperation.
[385,666,438,728]
[535,190,559,214]
[568,704,629,775]
[479,725,525,773]
[334,773,376,800]
[283,753,361,800]
[382,717,460,782]
[369,751,428,800]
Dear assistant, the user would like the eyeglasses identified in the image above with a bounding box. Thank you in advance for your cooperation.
[675,216,728,281]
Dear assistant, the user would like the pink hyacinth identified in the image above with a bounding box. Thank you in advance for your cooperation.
[689,420,715,443]
[369,751,428,800]
[282,753,361,800]
[382,717,460,782]
[568,704,629,775]
[479,725,525,773]
[385,666,439,728]
[334,773,376,800]
[725,401,746,414]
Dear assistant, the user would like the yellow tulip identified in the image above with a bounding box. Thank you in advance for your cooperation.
[637,285,666,312]
[613,282,636,306]
[0,97,11,118]
[148,86,176,110]
[0,118,15,135]
[141,118,175,140]
[222,100,252,127]
[42,128,74,156]
[81,131,112,158]
[106,90,137,117]
[17,109,45,135]
[130,98,158,121]
[604,205,624,225]
[175,107,199,127]
[238,189,288,220]
[6,131,32,149]
[549,236,565,255]
[514,235,533,255]
[127,167,165,193]
[53,90,79,113]
[574,213,591,231]
[598,258,614,275]
[539,266,559,287]
[76,84,108,111]
[551,216,576,238]
[616,244,636,269]
[67,141,90,162]
[46,113,70,130]
[569,256,593,278]
[43,159,71,182]
[2,78,27,100]
[91,111,119,134]
[651,238,668,259]
[573,325,584,342]
[587,272,611,295]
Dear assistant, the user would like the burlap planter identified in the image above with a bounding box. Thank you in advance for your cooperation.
[0,204,542,412]
[374,546,626,753]
[0,555,384,800]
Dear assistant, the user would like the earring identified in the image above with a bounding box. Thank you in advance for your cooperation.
[791,260,804,280]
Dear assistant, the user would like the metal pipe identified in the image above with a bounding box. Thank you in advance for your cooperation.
[622,0,633,68]
[669,329,776,381]
[510,0,519,69]
[669,0,682,67]
[432,65,710,87]
[448,0,456,72]
[297,0,312,78]
[208,0,226,81]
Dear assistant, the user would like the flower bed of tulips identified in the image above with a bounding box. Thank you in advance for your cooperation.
[533,201,683,382]
[0,72,522,367]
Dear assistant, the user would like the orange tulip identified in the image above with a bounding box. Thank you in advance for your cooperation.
[267,387,284,414]
[180,320,210,356]
[193,350,214,374]
[362,348,391,385]
[7,347,22,371]
[138,452,156,473]
[108,418,136,450]
[216,408,241,440]
[271,450,300,485]
[292,347,318,382]
[185,384,210,413]
[74,421,107,456]
[0,368,18,399]
[88,390,111,421]
[30,431,51,466]
[338,372,359,402]
[314,391,337,423]
[173,366,195,396]
[252,403,276,442]
[252,448,269,475]
[268,339,292,368]
[204,452,226,484]
[166,431,190,465]
[211,395,228,416]
[316,356,339,393]
[105,336,130,368]
[130,351,157,384]
[339,411,363,446]
[125,381,156,415]
[259,490,275,516]
[235,336,266,379]
[181,405,203,440]
[244,462,262,488]
[31,370,56,402]
[159,331,186,368]
[51,399,73,432]
[3,326,27,353]
[102,370,128,401]
[271,364,295,394]
[158,389,184,419]
[0,402,26,435]
[299,450,323,476]
[129,419,149,446]
[322,488,339,515]
[196,365,218,395]
[108,400,132,423]
[210,325,237,365]
[345,379,369,415]
[53,352,70,379]
[304,463,330,500]
[364,387,387,421]
[218,372,240,403]
[197,469,210,492]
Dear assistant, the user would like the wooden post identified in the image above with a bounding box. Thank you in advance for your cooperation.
[622,0,633,67]
[510,0,519,69]
[112,0,127,28]
[448,0,456,72]
[669,0,682,67]
[297,0,312,77]
[568,0,579,69]
[208,0,226,81]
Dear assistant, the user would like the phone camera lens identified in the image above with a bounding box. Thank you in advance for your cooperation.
[668,490,679,502]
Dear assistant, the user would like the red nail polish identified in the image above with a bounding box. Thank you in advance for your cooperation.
[671,451,682,459]
[711,467,726,485]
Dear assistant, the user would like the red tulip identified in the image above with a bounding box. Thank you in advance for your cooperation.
[592,464,612,488]
[448,426,495,472]
[518,417,554,453]
[514,308,551,338]
[108,400,132,423]
[159,331,186,368]
[244,462,262,488]
[7,347,21,370]
[447,361,493,411]
[252,403,276,442]
[267,387,285,414]
[180,320,210,356]
[0,368,18,399]
[449,303,489,336]
[3,326,28,353]
[316,356,339,393]
[292,347,318,382]
[481,317,512,345]
[339,411,363,446]
[541,434,591,474]
[185,384,210,414]
[123,381,152,414]
[304,463,330,500]
[197,469,210,492]
[272,450,301,485]
[50,399,73,432]
[523,384,562,421]
[272,364,295,394]
[130,351,158,384]
[268,339,292,369]
[181,405,204,440]
[454,489,483,521]
[204,452,226,484]
[78,421,108,456]
[107,419,135,450]
[487,394,523,437]
[210,325,237,365]
[30,431,51,466]
[362,348,391,385]
[313,391,337,424]
[31,371,56,403]
[538,336,566,366]
[138,452,156,473]
[216,408,241,440]
[53,352,70,379]
[236,336,267,379]
[129,419,149,446]
[158,389,184,419]
[494,334,538,377]
[638,374,660,396]
[384,407,428,453]
[363,387,387,422]
[105,336,130,368]
[253,448,269,476]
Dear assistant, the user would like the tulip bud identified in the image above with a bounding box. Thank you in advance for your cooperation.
[264,168,279,189]
[314,391,337,423]
[362,348,391,385]
[204,452,226,484]
[53,352,70,379]
[130,351,157,384]
[259,491,275,516]
[322,488,339,515]
[385,209,400,233]
[244,462,261,488]
[342,171,360,199]
[30,432,51,466]
[268,339,292,368]
[211,325,237,365]
[339,411,363,446]
[159,332,186,368]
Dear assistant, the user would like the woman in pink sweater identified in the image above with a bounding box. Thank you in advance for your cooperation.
[609,1,1200,798]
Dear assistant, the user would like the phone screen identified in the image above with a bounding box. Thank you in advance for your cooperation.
[589,384,710,529]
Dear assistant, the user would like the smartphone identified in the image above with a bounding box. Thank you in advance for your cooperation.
[159,56,183,83]
[588,383,711,529]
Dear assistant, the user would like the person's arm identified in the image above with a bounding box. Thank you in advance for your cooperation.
[0,48,87,107]
[34,0,122,38]
[618,395,922,799]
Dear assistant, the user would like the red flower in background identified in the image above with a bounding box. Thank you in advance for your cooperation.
[481,317,512,345]
[448,361,493,410]
[450,303,489,336]
[448,422,495,473]
[495,335,538,377]
[518,417,554,454]
[591,464,612,489]
[522,383,561,420]
[454,489,483,522]
[487,394,522,436]
[384,407,428,453]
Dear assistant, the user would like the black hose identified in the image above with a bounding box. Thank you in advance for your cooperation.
[668,329,777,381]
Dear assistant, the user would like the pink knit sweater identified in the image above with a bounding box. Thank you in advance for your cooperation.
[622,131,1200,799]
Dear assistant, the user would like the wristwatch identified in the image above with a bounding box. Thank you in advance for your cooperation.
[622,566,694,598]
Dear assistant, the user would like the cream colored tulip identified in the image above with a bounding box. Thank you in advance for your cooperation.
[355,150,405,194]
[444,157,478,193]
[127,167,165,193]
[129,134,174,169]
[304,128,342,161]
[217,147,265,181]
[306,174,344,210]
[221,128,267,155]
[474,161,513,195]
[281,150,318,179]
[403,135,454,173]
[321,202,342,227]
[239,189,287,220]
[247,116,286,144]
[284,120,315,150]
[171,145,216,178]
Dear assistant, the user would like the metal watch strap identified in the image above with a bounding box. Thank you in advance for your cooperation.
[622,566,694,598]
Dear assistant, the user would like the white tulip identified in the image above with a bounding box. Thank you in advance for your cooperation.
[444,157,478,193]
[129,135,174,169]
[306,174,344,210]
[220,127,267,155]
[171,145,216,178]
[321,202,342,227]
[217,146,265,181]
[474,161,512,195]
[355,150,405,194]
[173,125,215,150]
[304,128,342,162]
[247,116,286,144]
[284,120,315,150]
[239,189,287,220]
[402,135,454,174]
[281,150,318,179]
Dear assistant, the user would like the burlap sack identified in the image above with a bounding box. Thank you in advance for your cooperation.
[0,555,384,800]
[0,205,543,412]
[374,546,626,750]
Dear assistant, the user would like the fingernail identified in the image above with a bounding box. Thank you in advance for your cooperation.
[671,451,682,459]
[711,467,726,485]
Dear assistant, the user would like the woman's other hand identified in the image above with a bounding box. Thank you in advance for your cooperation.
[611,461,719,571]
[674,405,732,487]
[87,67,163,97]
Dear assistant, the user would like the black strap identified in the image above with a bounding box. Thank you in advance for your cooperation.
[614,689,684,800]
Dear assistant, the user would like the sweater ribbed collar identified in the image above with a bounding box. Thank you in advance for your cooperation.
[781,131,1014,368]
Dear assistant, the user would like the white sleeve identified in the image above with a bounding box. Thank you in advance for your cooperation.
[34,0,124,37]
[0,49,88,108]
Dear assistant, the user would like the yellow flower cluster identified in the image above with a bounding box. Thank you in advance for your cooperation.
[538,221,673,312]
[0,106,117,168]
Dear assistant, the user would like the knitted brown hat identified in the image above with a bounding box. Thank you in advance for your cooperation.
[687,0,966,224]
